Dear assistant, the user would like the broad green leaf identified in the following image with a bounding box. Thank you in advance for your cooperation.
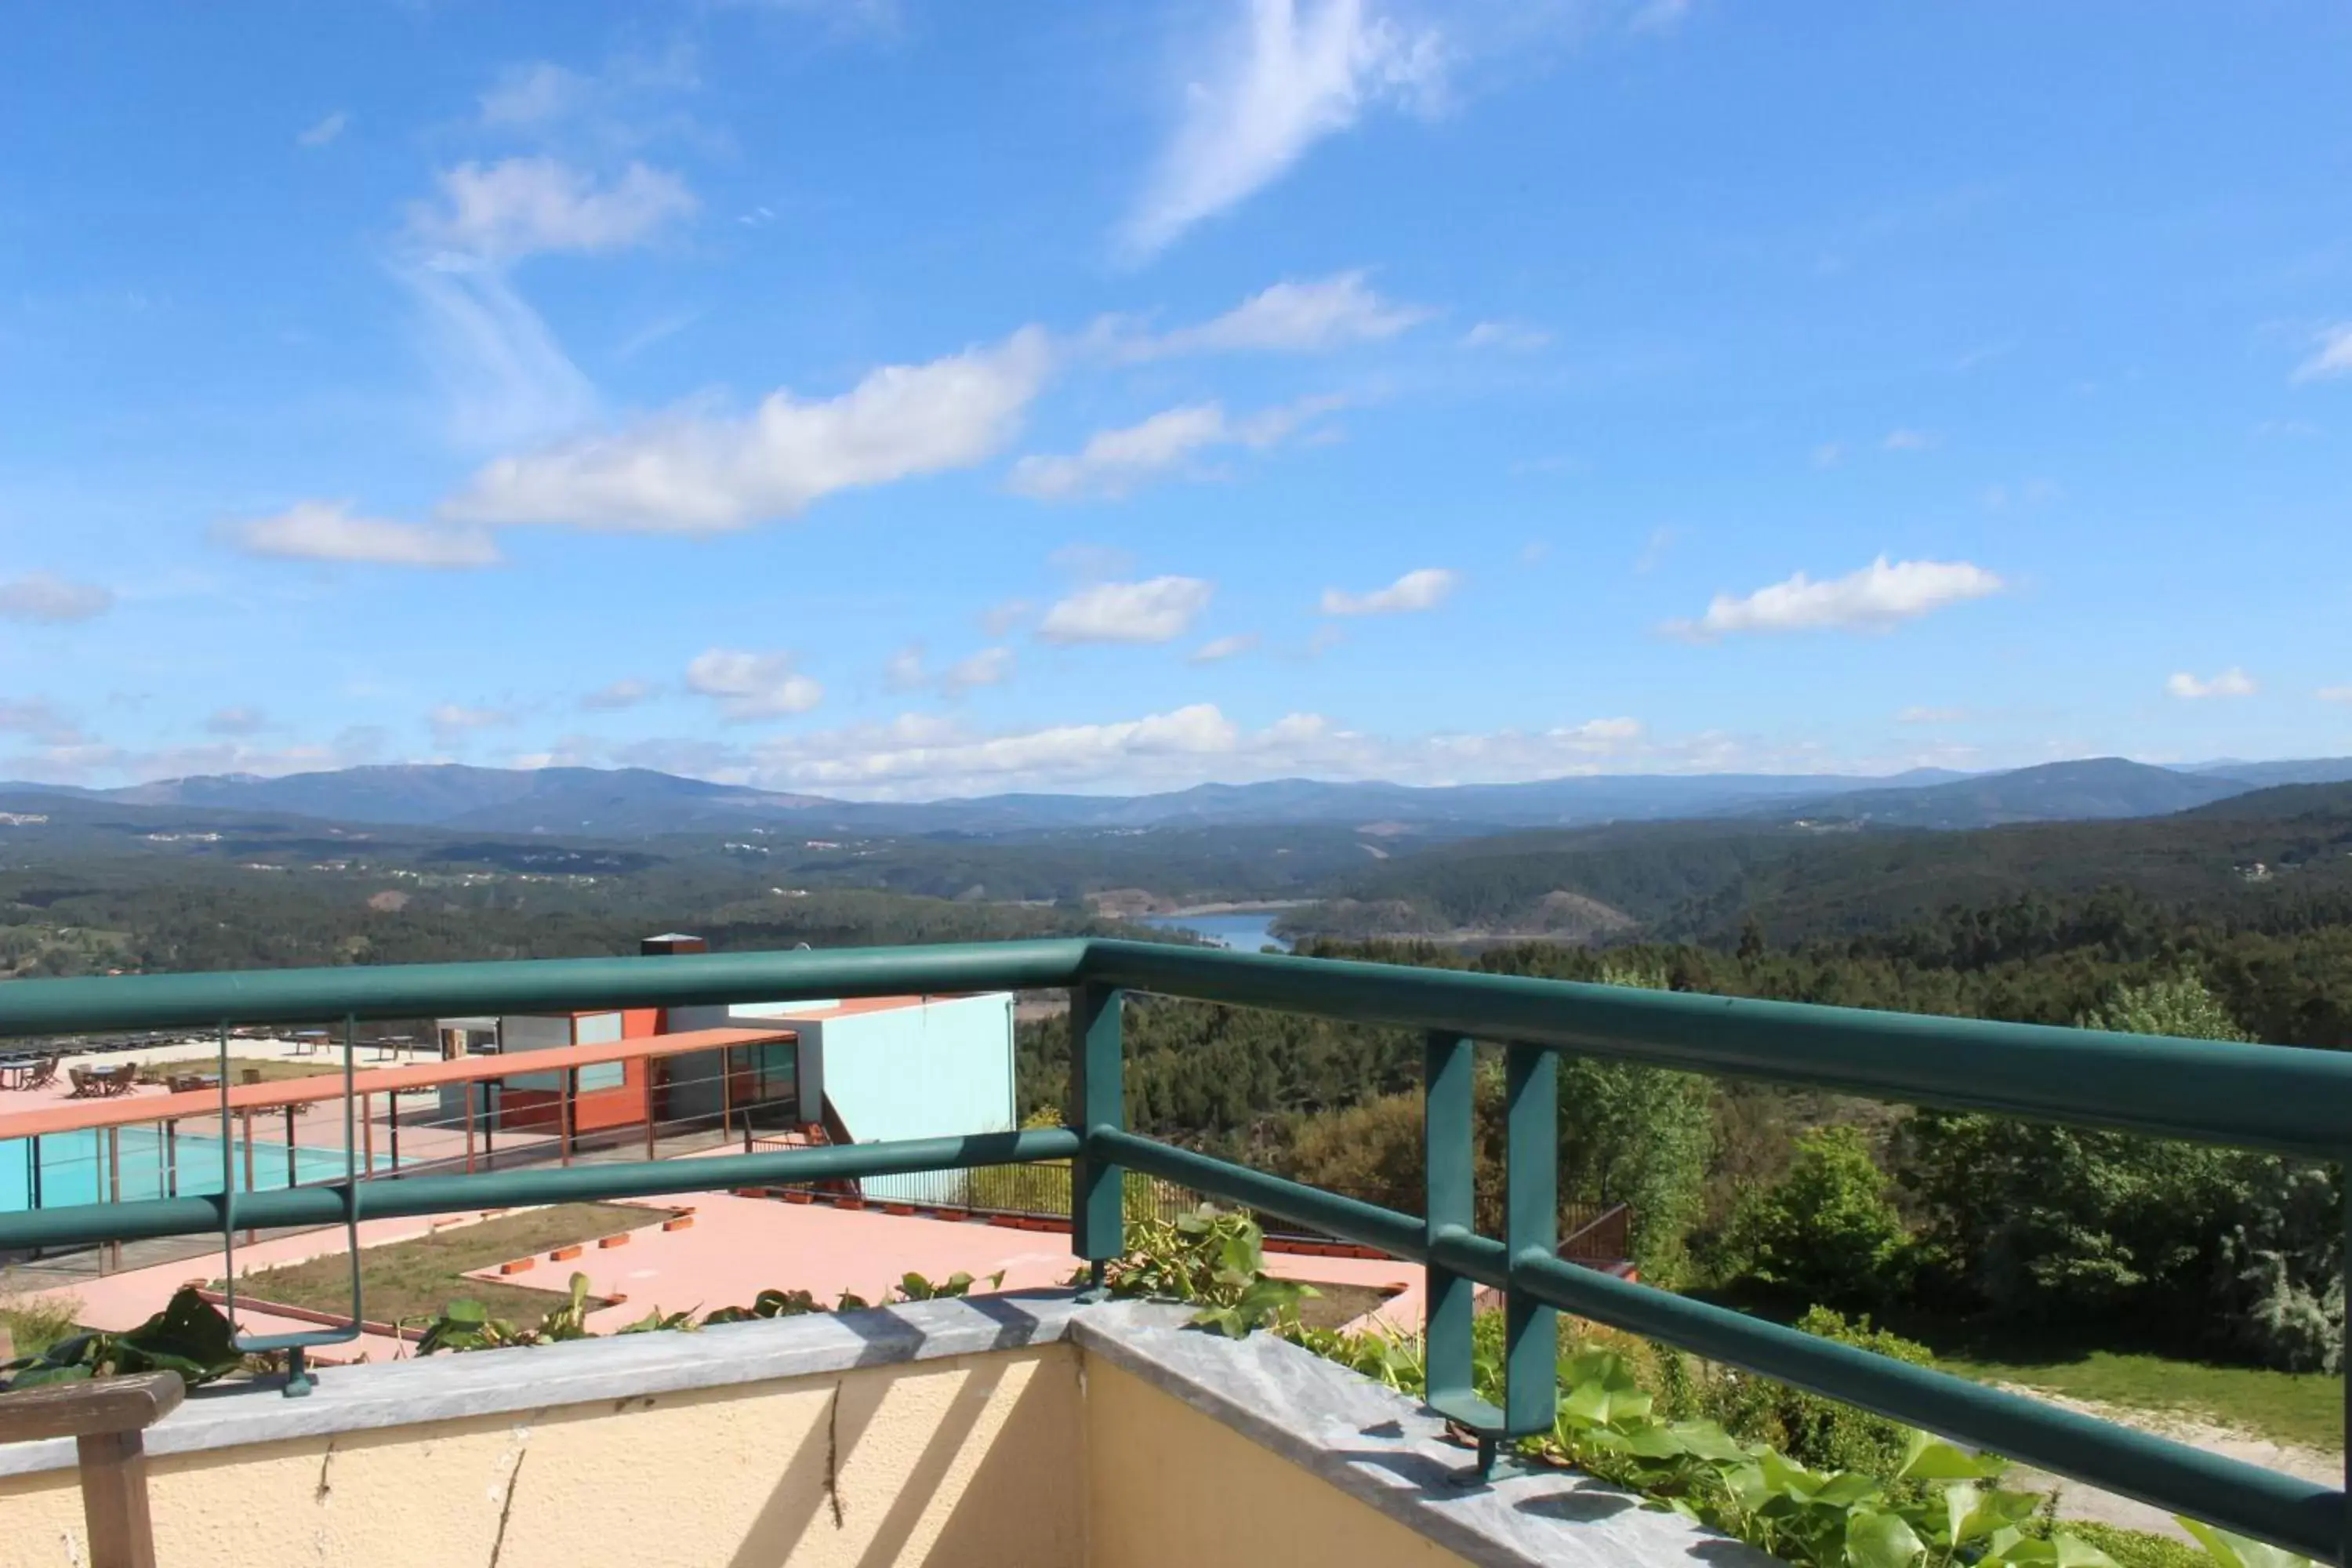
[1666,1420,1750,1464]
[1813,1471,1883,1508]
[1940,1482,1984,1546]
[1846,1511,1926,1568]
[1898,1430,2006,1482]
[2176,1519,2311,1568]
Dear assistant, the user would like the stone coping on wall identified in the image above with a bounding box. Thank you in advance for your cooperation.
[0,1290,1767,1568]
[1071,1303,1773,1568]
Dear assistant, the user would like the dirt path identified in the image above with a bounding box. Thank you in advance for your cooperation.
[1996,1382,2339,1541]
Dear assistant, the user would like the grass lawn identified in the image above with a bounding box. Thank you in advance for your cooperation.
[219,1203,671,1328]
[1893,1316,2343,1452]
[141,1056,366,1086]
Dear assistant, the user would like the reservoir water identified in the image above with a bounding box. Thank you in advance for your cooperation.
[1133,912,1293,953]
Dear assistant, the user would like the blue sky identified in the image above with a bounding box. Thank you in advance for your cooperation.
[3,1,2350,799]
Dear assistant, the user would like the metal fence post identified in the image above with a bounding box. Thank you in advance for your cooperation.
[1421,1030,1495,1456]
[1070,982,1124,1295]
[1504,1042,1559,1443]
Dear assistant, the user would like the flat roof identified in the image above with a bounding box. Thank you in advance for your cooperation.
[0,1025,795,1142]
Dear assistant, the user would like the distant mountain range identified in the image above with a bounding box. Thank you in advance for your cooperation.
[5,755,2351,839]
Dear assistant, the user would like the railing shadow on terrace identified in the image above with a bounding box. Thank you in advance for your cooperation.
[0,938,2343,1562]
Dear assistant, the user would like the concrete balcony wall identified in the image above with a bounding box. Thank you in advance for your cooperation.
[0,1294,1760,1568]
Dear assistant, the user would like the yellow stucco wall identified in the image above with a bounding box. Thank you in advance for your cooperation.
[1083,1359,1471,1568]
[0,1344,1083,1568]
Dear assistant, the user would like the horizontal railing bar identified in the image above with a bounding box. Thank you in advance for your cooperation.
[1093,1128,2341,1563]
[1091,1128,1428,1261]
[0,940,1091,1038]
[1083,940,2352,1159]
[0,1127,1080,1251]
[10,938,2352,1156]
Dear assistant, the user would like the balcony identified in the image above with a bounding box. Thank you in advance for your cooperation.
[1,938,2346,1566]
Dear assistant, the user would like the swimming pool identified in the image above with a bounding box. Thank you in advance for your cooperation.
[0,1126,390,1212]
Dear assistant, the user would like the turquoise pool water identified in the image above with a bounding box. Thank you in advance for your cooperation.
[1,1127,387,1212]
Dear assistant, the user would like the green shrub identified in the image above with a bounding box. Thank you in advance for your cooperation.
[1722,1125,1912,1308]
[1700,1307,1933,1477]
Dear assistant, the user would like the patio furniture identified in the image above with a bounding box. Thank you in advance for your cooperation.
[0,1056,57,1091]
[98,1064,139,1097]
[67,1065,99,1098]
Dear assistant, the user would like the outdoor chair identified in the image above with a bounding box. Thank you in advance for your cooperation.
[66,1065,99,1098]
[16,1056,59,1092]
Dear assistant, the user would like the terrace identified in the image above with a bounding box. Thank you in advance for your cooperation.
[0,938,2344,1568]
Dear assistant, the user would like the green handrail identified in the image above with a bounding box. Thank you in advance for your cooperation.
[0,940,2343,1559]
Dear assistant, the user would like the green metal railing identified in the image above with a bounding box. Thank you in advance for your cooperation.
[1,938,2345,1559]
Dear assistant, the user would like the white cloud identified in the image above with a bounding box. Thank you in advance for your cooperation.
[0,699,89,747]
[2292,324,2352,383]
[1009,394,1338,501]
[1665,556,2003,638]
[1038,576,1216,644]
[1461,319,1550,351]
[205,706,267,736]
[1116,272,1428,357]
[980,599,1033,637]
[732,704,1673,799]
[1320,566,1458,615]
[441,327,1052,533]
[296,111,348,147]
[411,158,697,260]
[1896,706,1969,724]
[1811,441,1844,468]
[582,678,656,711]
[1189,633,1260,664]
[2319,685,2352,704]
[480,63,593,129]
[1882,428,1935,452]
[686,649,824,720]
[941,646,1015,696]
[220,500,501,568]
[2167,668,2257,700]
[1123,0,1445,256]
[402,260,598,449]
[427,703,515,744]
[884,644,929,692]
[0,573,114,623]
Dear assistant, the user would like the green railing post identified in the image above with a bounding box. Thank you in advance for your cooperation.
[1504,1041,1559,1442]
[1421,1030,1501,1455]
[1070,982,1124,1296]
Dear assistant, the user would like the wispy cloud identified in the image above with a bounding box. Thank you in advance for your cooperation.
[411,158,698,261]
[1665,556,2004,639]
[2318,685,2352,704]
[205,706,268,736]
[296,111,348,148]
[219,500,500,569]
[427,703,515,745]
[582,677,656,711]
[0,574,114,623]
[1881,427,1936,452]
[1461,319,1550,352]
[1189,633,1261,664]
[1110,271,1429,357]
[941,646,1015,695]
[686,649,824,720]
[1320,566,1457,615]
[1038,577,1216,644]
[1123,0,1444,258]
[2292,323,2352,383]
[1009,394,1341,501]
[2167,668,2256,700]
[442,328,1053,533]
[402,260,600,450]
[1896,706,1969,724]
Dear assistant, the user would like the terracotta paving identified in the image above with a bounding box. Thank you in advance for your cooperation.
[12,1178,1424,1371]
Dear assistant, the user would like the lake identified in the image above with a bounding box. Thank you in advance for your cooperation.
[1133,912,1294,953]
